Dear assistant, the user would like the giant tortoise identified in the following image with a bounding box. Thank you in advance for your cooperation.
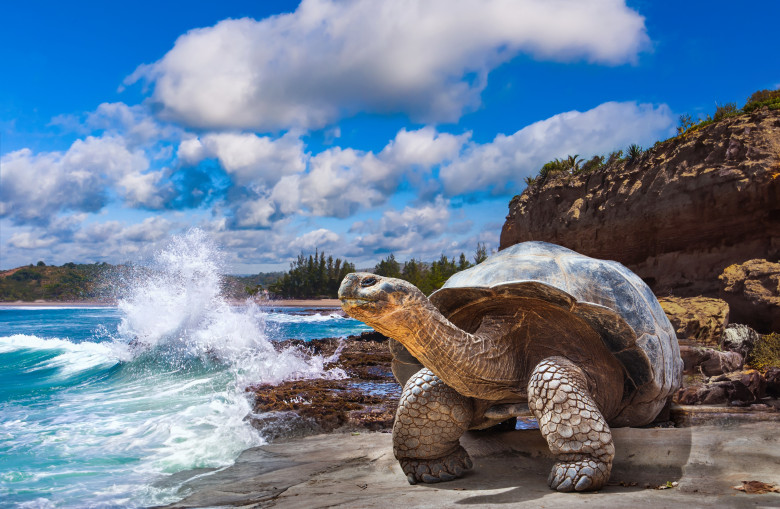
[338,241,683,491]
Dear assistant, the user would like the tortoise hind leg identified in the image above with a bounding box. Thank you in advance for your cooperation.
[393,368,474,484]
[528,356,615,492]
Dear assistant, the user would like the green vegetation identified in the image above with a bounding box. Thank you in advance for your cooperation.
[747,333,780,371]
[626,144,644,164]
[0,262,116,301]
[743,88,780,113]
[523,86,780,191]
[268,251,356,299]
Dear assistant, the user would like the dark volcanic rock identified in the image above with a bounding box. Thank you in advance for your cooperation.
[500,110,780,317]
[245,331,400,440]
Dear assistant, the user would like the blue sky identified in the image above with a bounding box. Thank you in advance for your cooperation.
[1,0,778,273]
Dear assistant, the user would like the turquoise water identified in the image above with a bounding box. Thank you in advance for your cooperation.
[0,231,371,508]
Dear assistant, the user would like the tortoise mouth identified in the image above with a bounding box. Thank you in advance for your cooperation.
[340,297,375,306]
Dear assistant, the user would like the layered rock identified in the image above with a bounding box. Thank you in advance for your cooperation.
[500,109,780,314]
[719,259,780,332]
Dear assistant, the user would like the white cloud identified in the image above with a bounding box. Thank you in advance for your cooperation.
[217,126,468,226]
[121,217,173,242]
[128,0,649,131]
[86,102,182,148]
[288,228,341,253]
[0,136,151,224]
[7,232,58,249]
[440,101,674,195]
[351,197,453,256]
[176,131,305,188]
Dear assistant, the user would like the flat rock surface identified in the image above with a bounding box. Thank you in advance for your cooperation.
[161,417,780,508]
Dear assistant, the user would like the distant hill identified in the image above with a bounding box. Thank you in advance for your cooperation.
[0,263,285,302]
[0,263,118,302]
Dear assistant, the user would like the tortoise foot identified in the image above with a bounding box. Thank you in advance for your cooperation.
[548,455,610,491]
[528,357,615,492]
[400,445,473,484]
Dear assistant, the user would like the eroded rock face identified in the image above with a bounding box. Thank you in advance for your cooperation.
[500,110,780,312]
[658,296,729,347]
[719,259,780,333]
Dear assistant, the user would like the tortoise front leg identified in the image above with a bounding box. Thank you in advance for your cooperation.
[528,356,615,491]
[393,368,474,484]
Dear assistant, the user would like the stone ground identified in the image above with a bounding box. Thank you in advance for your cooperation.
[160,414,780,509]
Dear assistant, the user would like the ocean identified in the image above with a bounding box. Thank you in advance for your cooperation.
[0,231,371,508]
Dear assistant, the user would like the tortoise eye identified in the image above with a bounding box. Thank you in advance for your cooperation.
[361,276,379,288]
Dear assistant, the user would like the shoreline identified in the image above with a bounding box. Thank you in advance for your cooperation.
[0,298,343,308]
[163,416,780,508]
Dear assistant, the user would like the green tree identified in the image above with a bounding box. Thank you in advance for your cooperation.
[375,254,402,278]
[474,243,488,264]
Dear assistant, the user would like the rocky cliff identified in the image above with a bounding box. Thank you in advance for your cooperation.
[500,109,780,308]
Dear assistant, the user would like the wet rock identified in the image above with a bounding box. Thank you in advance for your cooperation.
[721,323,760,358]
[659,297,730,347]
[246,331,400,439]
[719,259,780,333]
[679,345,742,376]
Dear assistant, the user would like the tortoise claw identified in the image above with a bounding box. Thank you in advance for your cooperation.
[399,446,472,484]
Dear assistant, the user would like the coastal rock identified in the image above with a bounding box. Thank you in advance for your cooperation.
[658,296,729,347]
[721,323,761,358]
[500,109,780,304]
[719,259,780,333]
[679,345,742,376]
[245,331,400,438]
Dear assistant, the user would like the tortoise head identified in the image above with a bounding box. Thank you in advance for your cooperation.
[338,273,429,335]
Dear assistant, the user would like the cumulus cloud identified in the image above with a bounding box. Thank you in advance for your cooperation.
[177,131,305,188]
[219,127,467,227]
[440,101,674,195]
[128,0,649,131]
[0,136,152,224]
[350,197,453,256]
[288,228,341,254]
[86,102,182,148]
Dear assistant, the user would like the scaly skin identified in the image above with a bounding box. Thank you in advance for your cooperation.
[528,357,614,491]
[393,368,474,484]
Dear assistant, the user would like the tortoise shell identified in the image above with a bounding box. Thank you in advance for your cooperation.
[428,241,683,425]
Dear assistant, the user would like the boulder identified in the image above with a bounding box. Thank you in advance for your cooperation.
[721,323,760,358]
[679,345,743,376]
[765,367,780,398]
[719,259,780,333]
[659,296,730,347]
[675,369,766,406]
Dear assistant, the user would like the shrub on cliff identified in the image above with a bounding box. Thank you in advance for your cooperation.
[626,144,644,164]
[743,88,780,113]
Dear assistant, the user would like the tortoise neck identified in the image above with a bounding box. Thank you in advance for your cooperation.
[387,299,517,399]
